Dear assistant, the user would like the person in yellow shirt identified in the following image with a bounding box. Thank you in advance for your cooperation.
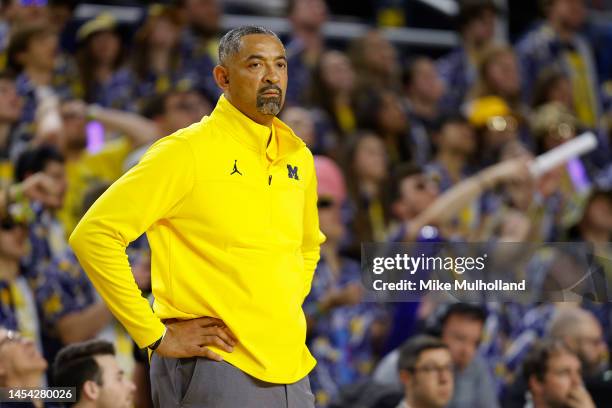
[70,26,324,407]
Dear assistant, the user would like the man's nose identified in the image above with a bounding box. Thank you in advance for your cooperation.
[263,66,280,84]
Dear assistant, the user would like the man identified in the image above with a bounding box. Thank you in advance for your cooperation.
[523,340,596,408]
[396,335,454,408]
[53,340,135,408]
[0,70,23,181]
[437,0,498,111]
[374,303,500,408]
[402,57,446,166]
[70,26,323,407]
[285,0,329,105]
[516,0,600,128]
[0,327,48,407]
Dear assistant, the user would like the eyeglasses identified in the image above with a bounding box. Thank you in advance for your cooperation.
[0,219,25,231]
[317,198,335,209]
[411,363,454,376]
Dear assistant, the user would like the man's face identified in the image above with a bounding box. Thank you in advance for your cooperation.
[410,59,445,104]
[552,0,586,31]
[218,34,288,125]
[465,9,496,47]
[404,348,454,408]
[185,0,220,37]
[59,100,88,150]
[21,32,58,72]
[0,79,23,123]
[439,122,475,156]
[441,314,483,371]
[93,355,135,408]
[290,0,328,31]
[0,330,48,382]
[532,351,583,408]
[42,160,67,209]
[572,317,608,376]
[584,195,612,234]
[397,174,439,220]
[89,31,120,66]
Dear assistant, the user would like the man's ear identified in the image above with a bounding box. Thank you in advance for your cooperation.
[82,380,100,401]
[213,65,230,92]
[399,369,412,386]
[528,375,542,396]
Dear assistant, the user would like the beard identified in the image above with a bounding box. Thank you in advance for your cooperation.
[256,86,283,116]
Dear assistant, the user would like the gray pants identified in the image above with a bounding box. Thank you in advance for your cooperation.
[150,353,315,408]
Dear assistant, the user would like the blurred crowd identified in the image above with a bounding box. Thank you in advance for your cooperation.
[0,0,611,407]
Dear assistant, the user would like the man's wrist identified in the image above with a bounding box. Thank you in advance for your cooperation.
[148,327,167,351]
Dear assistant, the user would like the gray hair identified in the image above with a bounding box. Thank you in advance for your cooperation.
[218,26,280,65]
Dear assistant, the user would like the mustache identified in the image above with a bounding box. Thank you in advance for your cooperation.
[258,85,282,96]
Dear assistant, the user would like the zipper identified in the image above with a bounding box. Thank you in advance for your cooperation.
[268,175,272,185]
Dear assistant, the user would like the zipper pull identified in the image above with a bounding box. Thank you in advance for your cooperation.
[268,175,272,185]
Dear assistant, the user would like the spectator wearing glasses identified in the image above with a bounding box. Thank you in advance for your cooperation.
[305,155,388,407]
[0,327,48,406]
[375,304,500,408]
[395,335,454,408]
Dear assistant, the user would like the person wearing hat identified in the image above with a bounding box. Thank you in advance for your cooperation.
[437,0,500,112]
[76,13,134,110]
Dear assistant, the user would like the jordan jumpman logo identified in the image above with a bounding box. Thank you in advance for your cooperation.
[230,159,243,176]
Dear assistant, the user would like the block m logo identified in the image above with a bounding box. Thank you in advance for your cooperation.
[287,164,299,180]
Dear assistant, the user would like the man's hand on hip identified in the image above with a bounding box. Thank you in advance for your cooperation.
[156,317,238,361]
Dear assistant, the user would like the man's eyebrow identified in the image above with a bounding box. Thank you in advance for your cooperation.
[245,54,287,61]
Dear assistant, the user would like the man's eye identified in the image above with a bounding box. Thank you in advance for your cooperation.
[250,63,261,68]
[277,62,287,68]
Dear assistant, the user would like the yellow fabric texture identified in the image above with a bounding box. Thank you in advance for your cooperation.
[70,95,325,383]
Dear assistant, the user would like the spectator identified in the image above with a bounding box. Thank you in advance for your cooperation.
[469,45,523,114]
[344,132,391,254]
[53,339,136,408]
[467,96,521,163]
[522,340,596,408]
[281,106,317,151]
[356,90,412,167]
[374,303,501,408]
[348,30,400,91]
[0,71,23,173]
[6,24,74,138]
[179,0,222,100]
[42,98,157,236]
[76,13,134,110]
[531,68,573,110]
[516,0,601,128]
[308,50,358,144]
[131,4,186,105]
[402,57,446,166]
[0,0,49,66]
[14,146,115,368]
[396,335,454,408]
[286,0,329,105]
[0,327,48,399]
[426,114,476,192]
[0,202,42,350]
[437,0,499,111]
[305,155,388,407]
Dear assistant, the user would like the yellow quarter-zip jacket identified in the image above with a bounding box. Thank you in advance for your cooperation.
[69,95,325,383]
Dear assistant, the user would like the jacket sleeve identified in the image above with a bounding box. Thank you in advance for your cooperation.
[301,151,325,300]
[69,135,195,348]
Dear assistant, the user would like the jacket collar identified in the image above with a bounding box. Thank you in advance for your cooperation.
[208,94,305,160]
